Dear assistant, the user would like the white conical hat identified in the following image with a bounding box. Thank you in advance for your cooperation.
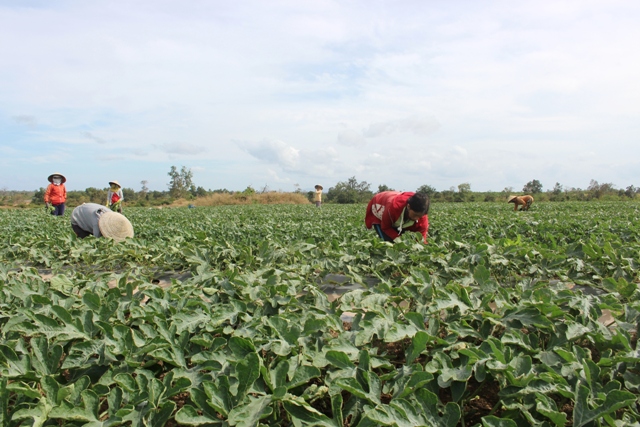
[48,172,66,183]
[98,211,134,242]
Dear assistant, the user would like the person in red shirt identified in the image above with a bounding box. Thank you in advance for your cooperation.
[365,191,430,243]
[44,172,67,216]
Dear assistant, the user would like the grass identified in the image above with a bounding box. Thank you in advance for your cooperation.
[172,191,311,206]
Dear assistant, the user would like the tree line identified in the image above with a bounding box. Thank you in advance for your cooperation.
[319,177,640,204]
[2,167,638,208]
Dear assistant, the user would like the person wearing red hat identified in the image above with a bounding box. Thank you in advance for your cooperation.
[44,172,67,216]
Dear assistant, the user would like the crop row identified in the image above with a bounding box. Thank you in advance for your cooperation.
[1,202,639,426]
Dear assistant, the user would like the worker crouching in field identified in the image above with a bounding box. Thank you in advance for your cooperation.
[508,195,534,211]
[70,203,134,242]
[365,191,430,243]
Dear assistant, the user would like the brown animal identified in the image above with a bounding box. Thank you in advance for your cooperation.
[508,195,534,211]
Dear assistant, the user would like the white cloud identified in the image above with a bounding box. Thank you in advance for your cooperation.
[238,139,300,169]
[155,142,207,155]
[363,116,440,138]
[13,115,37,128]
[82,131,107,144]
[1,1,639,191]
[337,129,366,147]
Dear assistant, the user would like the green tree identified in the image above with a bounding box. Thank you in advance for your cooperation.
[625,185,637,198]
[587,179,615,199]
[85,187,107,204]
[140,180,149,195]
[122,187,136,202]
[326,176,372,204]
[416,184,436,196]
[167,166,194,198]
[32,187,45,205]
[378,184,393,193]
[523,179,543,194]
[458,183,471,193]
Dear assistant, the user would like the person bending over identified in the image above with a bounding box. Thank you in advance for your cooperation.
[508,195,534,211]
[70,203,134,242]
[365,191,430,243]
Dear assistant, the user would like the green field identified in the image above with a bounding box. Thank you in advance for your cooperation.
[1,202,639,426]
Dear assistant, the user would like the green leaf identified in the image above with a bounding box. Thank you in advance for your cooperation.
[12,399,54,427]
[174,405,224,426]
[0,377,8,426]
[49,389,100,422]
[534,392,567,426]
[234,352,261,404]
[283,397,335,427]
[406,331,429,365]
[573,383,636,427]
[173,311,211,334]
[325,350,356,369]
[49,274,76,293]
[227,395,273,427]
[228,336,256,358]
[481,415,518,427]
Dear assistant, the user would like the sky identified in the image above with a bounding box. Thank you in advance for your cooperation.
[1,0,639,193]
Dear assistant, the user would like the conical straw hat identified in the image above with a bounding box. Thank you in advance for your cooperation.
[48,172,66,183]
[98,211,134,242]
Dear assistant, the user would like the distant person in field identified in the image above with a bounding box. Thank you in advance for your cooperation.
[365,191,430,243]
[44,172,67,216]
[106,180,124,213]
[508,195,534,211]
[71,203,134,242]
[314,184,323,207]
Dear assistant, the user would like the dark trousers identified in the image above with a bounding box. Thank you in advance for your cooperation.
[51,203,66,216]
[373,224,396,242]
[72,224,92,239]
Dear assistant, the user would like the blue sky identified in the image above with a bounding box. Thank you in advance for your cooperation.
[1,0,639,192]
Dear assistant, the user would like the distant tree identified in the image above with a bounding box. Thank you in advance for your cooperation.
[378,184,393,193]
[587,179,616,199]
[625,185,637,198]
[552,182,563,195]
[85,187,107,204]
[122,188,136,202]
[32,187,45,205]
[458,183,471,193]
[523,179,543,194]
[416,184,437,196]
[326,176,372,204]
[140,180,149,195]
[440,189,455,202]
[191,186,206,197]
[500,187,514,201]
[167,166,194,198]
